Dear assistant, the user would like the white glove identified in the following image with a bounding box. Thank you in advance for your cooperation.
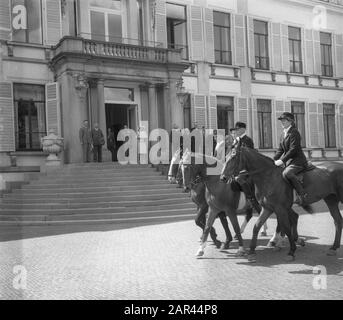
[274,160,284,167]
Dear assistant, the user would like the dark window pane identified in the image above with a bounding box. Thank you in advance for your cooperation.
[257,99,272,148]
[166,3,185,20]
[288,26,301,40]
[217,96,234,134]
[213,11,230,27]
[320,32,331,45]
[91,11,106,41]
[108,13,122,42]
[254,20,268,35]
[291,101,306,147]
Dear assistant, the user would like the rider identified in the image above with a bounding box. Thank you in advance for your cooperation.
[231,122,261,214]
[274,112,308,205]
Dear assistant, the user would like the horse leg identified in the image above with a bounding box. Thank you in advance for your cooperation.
[289,208,305,247]
[227,210,246,257]
[217,211,232,250]
[195,204,221,248]
[324,194,342,256]
[196,206,218,257]
[277,208,297,261]
[248,207,272,261]
[240,206,253,235]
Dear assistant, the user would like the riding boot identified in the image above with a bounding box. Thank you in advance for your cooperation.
[289,176,308,205]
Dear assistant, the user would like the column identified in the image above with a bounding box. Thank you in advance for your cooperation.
[168,79,183,128]
[148,84,158,131]
[162,82,171,133]
[97,79,106,132]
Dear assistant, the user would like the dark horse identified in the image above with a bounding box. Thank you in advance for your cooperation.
[182,152,247,257]
[220,145,343,261]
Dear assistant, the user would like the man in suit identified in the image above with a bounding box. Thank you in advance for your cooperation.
[91,123,105,162]
[79,120,92,163]
[274,112,308,205]
[230,121,262,214]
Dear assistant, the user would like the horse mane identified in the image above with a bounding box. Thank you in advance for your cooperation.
[242,146,275,167]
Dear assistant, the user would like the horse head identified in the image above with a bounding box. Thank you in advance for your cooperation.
[220,145,246,183]
[181,151,206,193]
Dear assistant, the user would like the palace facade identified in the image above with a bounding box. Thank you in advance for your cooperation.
[0,0,342,165]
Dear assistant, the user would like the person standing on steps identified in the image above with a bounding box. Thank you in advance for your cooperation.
[91,123,105,163]
[79,120,92,163]
[107,127,116,162]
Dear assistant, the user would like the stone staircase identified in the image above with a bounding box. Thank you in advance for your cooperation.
[0,163,196,226]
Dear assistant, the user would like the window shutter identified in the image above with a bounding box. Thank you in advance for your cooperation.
[45,82,61,135]
[0,0,11,40]
[271,23,282,71]
[304,29,314,75]
[313,30,321,75]
[0,82,15,152]
[284,101,291,112]
[237,97,249,140]
[204,8,214,64]
[44,0,62,46]
[308,102,319,147]
[339,102,343,148]
[192,94,206,127]
[208,95,217,129]
[274,100,285,148]
[232,14,246,66]
[247,17,255,68]
[190,6,204,61]
[317,103,325,147]
[334,34,343,77]
[154,0,167,47]
[251,98,258,147]
[281,24,290,72]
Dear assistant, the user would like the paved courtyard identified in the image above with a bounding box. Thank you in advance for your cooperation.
[0,212,342,300]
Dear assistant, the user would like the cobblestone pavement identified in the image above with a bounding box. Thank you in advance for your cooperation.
[0,213,342,300]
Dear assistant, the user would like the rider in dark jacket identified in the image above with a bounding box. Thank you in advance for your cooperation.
[274,112,308,205]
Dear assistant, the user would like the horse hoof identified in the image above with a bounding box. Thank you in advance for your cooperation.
[196,249,204,257]
[326,249,337,256]
[214,240,222,249]
[267,241,276,248]
[248,254,257,262]
[285,254,295,262]
[235,248,246,257]
[297,238,305,247]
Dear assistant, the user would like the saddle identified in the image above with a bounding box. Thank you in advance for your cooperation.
[295,161,316,184]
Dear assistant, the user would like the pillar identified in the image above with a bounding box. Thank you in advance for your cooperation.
[148,84,158,131]
[168,79,183,129]
[162,82,171,133]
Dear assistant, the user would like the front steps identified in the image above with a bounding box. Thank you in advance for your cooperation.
[0,162,195,226]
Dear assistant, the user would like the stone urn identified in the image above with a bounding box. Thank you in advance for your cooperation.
[41,129,64,166]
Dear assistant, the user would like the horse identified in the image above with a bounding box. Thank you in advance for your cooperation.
[220,145,343,261]
[182,152,247,257]
[167,151,232,249]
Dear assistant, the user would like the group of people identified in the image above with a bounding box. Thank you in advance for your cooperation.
[172,111,310,207]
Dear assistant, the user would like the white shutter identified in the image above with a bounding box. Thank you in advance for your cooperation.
[271,23,282,71]
[339,102,343,148]
[190,6,204,61]
[308,102,319,147]
[247,17,255,68]
[274,100,285,148]
[208,95,217,129]
[251,98,258,147]
[154,0,167,47]
[232,14,246,66]
[281,24,290,72]
[0,0,11,40]
[317,103,325,147]
[0,82,15,152]
[304,29,314,75]
[237,97,249,140]
[204,8,215,63]
[44,0,62,45]
[45,82,61,135]
[313,30,321,75]
[334,34,343,77]
[192,94,206,127]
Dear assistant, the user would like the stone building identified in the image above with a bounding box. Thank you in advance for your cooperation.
[0,0,342,166]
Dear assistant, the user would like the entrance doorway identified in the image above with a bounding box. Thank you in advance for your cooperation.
[105,104,138,160]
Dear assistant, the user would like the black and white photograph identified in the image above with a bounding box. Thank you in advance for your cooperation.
[0,0,343,304]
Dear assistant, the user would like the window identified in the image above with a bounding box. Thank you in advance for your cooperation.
[323,103,336,148]
[13,84,46,151]
[213,12,232,65]
[257,99,272,149]
[90,0,123,42]
[254,20,269,70]
[137,0,144,45]
[291,101,306,147]
[12,0,43,44]
[183,94,191,129]
[167,3,188,60]
[320,32,333,77]
[217,96,234,135]
[289,27,302,74]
